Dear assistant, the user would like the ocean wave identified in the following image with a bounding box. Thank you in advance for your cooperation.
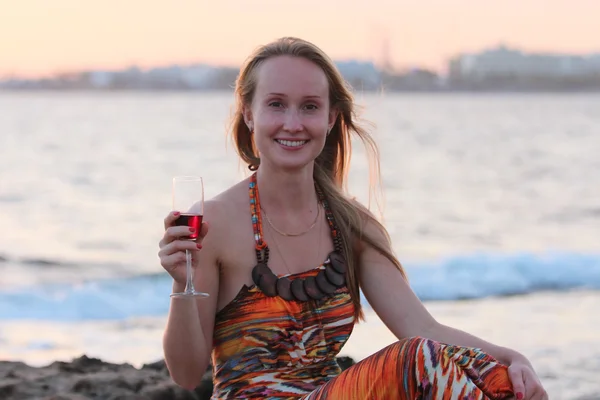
[406,251,600,301]
[1,251,599,321]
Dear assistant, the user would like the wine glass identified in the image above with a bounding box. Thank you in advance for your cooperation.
[170,176,209,298]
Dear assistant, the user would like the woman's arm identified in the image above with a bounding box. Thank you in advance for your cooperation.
[162,201,221,390]
[357,216,525,366]
[421,323,528,366]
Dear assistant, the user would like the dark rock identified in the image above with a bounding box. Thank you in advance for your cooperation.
[337,356,355,371]
[0,355,356,399]
[139,381,198,400]
[193,370,213,399]
[141,360,167,373]
[0,378,19,398]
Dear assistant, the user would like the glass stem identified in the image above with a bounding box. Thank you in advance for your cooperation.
[185,249,195,293]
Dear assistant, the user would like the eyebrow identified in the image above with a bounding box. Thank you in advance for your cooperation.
[267,92,323,99]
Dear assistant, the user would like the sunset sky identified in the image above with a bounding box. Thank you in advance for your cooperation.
[1,0,599,78]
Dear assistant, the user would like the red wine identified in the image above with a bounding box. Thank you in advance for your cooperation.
[174,213,203,240]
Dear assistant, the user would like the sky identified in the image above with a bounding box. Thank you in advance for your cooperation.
[1,0,599,78]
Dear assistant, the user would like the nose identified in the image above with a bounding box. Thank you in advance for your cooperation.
[283,109,303,133]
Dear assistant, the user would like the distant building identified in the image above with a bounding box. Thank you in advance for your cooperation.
[179,65,218,89]
[88,71,114,88]
[335,60,382,90]
[447,45,600,90]
[449,45,600,80]
[4,47,600,92]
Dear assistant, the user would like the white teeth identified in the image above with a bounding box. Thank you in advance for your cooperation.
[275,139,307,147]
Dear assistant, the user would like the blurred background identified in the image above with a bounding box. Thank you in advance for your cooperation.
[1,1,599,399]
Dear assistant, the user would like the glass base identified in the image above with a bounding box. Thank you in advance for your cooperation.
[170,290,210,298]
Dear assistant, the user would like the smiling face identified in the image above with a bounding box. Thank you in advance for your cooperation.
[244,55,336,172]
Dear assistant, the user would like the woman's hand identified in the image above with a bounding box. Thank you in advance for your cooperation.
[158,211,209,284]
[507,356,548,400]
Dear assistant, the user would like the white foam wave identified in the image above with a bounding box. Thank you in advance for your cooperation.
[2,252,599,321]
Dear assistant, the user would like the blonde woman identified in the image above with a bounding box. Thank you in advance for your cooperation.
[159,37,547,400]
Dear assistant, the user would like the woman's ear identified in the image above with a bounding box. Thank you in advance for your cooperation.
[328,108,339,131]
[243,105,253,131]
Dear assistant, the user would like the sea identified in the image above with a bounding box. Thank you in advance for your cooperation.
[0,91,599,399]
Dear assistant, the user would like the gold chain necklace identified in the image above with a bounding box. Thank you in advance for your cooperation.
[262,203,321,237]
[266,224,293,275]
[266,210,323,276]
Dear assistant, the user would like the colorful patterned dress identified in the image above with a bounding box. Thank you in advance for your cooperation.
[210,174,514,399]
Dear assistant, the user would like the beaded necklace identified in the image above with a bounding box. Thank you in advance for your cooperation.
[248,172,348,301]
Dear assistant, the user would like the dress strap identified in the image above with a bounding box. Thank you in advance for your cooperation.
[249,173,269,264]
[315,184,344,253]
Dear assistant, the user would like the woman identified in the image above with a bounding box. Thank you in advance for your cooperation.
[159,37,547,399]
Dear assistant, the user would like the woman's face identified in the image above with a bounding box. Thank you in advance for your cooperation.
[245,55,336,172]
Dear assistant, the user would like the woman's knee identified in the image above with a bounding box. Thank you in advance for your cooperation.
[374,336,432,370]
[391,336,431,353]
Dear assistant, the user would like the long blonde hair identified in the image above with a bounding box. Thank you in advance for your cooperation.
[230,37,406,321]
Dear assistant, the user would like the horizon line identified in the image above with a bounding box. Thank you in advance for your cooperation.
[3,42,600,81]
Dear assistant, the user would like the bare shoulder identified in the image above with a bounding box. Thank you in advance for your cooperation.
[349,198,392,253]
[205,178,249,214]
[201,177,252,252]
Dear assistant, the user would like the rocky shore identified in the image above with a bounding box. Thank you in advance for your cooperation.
[0,355,356,399]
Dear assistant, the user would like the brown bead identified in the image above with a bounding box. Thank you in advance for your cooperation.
[325,265,345,287]
[328,251,347,274]
[316,270,338,294]
[252,263,270,287]
[291,279,310,301]
[276,276,294,301]
[258,272,278,297]
[304,276,325,300]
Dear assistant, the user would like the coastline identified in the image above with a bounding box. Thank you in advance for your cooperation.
[2,290,599,399]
